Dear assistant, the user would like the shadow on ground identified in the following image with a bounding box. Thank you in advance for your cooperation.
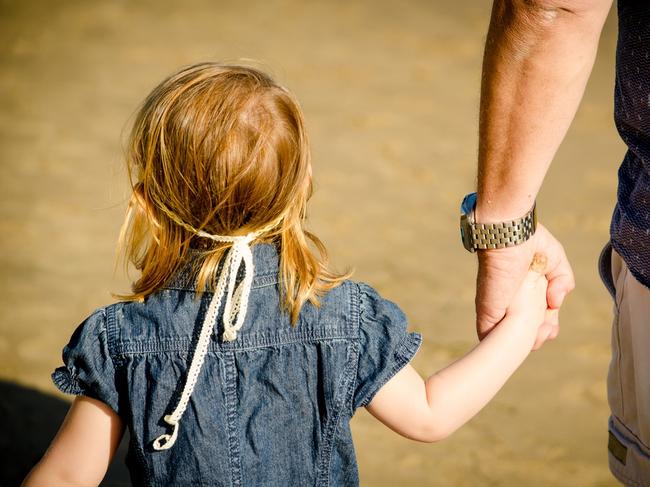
[0,380,130,487]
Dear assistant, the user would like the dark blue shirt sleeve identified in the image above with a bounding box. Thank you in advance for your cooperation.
[353,282,422,410]
[51,308,121,416]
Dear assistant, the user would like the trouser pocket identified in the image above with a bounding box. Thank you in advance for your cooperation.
[601,242,626,426]
[598,242,616,300]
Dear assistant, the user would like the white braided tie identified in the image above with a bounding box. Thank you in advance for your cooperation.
[152,231,256,451]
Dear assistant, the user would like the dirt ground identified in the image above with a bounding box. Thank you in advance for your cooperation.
[0,1,624,485]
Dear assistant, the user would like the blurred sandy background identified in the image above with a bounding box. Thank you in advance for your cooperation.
[0,1,624,485]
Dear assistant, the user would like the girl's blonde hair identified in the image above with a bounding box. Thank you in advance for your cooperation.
[116,62,349,322]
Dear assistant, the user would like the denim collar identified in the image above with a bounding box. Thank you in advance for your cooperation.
[163,242,280,291]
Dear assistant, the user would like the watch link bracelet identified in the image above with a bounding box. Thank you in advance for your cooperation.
[460,192,537,253]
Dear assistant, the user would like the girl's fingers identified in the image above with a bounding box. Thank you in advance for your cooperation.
[532,323,553,351]
[544,308,559,327]
[545,308,560,340]
[533,309,560,350]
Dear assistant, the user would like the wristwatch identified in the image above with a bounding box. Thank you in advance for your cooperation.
[460,192,537,252]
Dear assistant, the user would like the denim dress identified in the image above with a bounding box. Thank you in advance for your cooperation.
[51,243,422,486]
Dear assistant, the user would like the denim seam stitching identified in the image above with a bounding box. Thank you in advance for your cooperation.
[105,305,127,370]
[314,281,359,486]
[348,281,362,416]
[163,274,278,292]
[316,346,357,486]
[223,351,243,486]
[325,368,356,487]
[115,330,356,355]
[105,306,117,357]
[100,306,129,416]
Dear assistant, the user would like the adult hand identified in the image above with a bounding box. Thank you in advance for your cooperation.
[475,223,575,348]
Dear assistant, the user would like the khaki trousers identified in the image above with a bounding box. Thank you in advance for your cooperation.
[600,243,650,486]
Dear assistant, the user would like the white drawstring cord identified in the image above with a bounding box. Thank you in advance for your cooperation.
[152,231,256,451]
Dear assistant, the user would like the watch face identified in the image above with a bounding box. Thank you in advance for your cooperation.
[461,192,477,215]
[460,192,477,252]
[460,215,475,252]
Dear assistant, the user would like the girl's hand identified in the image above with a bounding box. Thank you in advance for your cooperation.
[367,253,554,443]
[476,224,573,344]
[505,253,550,350]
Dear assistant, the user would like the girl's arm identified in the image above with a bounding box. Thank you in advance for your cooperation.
[22,396,124,487]
[366,265,548,443]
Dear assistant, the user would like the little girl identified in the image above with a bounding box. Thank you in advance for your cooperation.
[24,63,549,487]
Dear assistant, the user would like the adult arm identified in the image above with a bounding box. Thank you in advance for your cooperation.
[21,396,124,487]
[475,0,612,339]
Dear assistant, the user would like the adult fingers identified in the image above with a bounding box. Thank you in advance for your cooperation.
[547,273,575,310]
[540,229,575,309]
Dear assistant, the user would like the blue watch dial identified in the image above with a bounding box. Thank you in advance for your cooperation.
[461,192,477,215]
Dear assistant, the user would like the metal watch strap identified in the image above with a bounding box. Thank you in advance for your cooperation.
[468,204,537,251]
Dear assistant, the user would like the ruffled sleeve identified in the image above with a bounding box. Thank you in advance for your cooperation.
[51,308,121,415]
[353,282,422,410]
